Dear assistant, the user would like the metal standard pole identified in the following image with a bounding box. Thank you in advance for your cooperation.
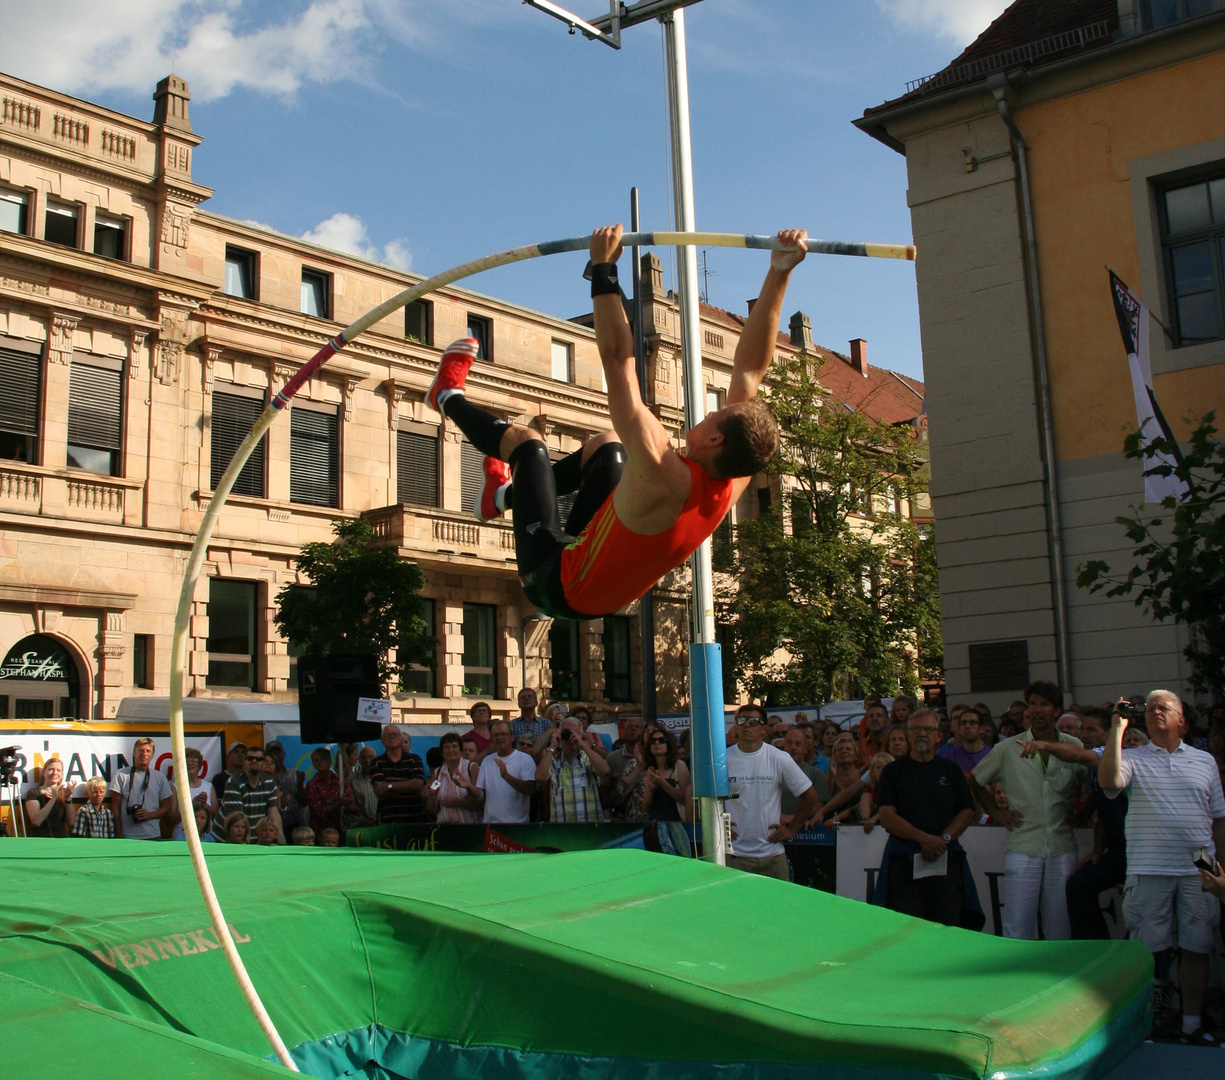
[662,8,727,865]
[631,187,657,726]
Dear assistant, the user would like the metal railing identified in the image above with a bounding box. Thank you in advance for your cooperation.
[904,20,1112,96]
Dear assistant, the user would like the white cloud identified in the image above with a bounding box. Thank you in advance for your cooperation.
[0,0,381,103]
[300,212,411,270]
[875,1,1011,47]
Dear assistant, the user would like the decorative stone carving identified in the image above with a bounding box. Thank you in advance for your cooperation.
[48,312,78,365]
[0,275,49,297]
[128,329,146,380]
[342,374,361,422]
[271,361,297,395]
[34,607,62,634]
[154,309,189,386]
[161,206,190,249]
[203,345,222,395]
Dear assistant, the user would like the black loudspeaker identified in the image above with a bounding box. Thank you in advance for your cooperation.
[297,653,384,743]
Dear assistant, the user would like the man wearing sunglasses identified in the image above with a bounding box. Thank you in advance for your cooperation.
[726,703,819,880]
[213,745,281,841]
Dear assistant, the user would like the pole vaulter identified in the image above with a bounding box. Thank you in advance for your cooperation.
[166,226,915,1069]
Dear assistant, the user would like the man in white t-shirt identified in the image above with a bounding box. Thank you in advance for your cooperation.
[725,703,819,880]
[108,736,174,840]
[473,720,538,824]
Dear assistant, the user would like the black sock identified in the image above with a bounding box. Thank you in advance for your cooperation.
[552,447,584,495]
[441,393,508,458]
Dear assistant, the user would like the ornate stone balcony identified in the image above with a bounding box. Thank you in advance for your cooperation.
[0,460,141,525]
[363,503,517,568]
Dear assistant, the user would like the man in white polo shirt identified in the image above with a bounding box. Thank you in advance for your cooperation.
[1100,689,1225,1046]
[726,703,820,881]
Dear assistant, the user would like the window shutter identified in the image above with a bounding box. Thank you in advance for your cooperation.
[460,439,483,510]
[211,391,266,496]
[67,362,122,449]
[0,346,40,437]
[397,429,439,506]
[290,407,339,507]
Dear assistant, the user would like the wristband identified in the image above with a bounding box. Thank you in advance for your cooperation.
[590,262,621,297]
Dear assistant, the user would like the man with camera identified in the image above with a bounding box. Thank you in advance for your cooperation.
[108,737,173,840]
[1100,690,1225,1045]
[536,716,611,823]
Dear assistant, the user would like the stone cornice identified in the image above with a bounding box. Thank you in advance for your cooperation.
[0,131,154,191]
[0,582,137,611]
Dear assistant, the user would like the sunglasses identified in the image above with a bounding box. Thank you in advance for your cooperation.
[246,755,265,762]
[648,736,668,745]
[736,717,767,727]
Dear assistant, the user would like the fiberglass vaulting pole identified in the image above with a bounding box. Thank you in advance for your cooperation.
[662,7,728,865]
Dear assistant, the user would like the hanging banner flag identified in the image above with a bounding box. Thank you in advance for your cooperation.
[1108,271,1189,504]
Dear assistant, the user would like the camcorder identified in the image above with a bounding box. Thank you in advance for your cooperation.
[1115,701,1147,724]
[0,746,20,785]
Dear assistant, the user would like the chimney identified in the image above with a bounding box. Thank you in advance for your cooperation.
[849,338,869,377]
[789,310,812,351]
[152,74,193,133]
[746,297,758,316]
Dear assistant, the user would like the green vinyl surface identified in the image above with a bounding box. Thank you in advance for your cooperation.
[0,841,1152,1079]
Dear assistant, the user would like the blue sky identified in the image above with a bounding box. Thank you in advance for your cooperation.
[1,1,1011,380]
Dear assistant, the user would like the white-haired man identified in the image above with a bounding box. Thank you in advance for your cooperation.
[1100,689,1225,1045]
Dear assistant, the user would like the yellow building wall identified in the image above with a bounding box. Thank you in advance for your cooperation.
[1020,49,1225,461]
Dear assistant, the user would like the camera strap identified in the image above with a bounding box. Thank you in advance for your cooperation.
[129,767,151,810]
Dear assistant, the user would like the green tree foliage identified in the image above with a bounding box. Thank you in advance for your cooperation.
[1076,413,1225,700]
[274,517,433,686]
[715,353,940,704]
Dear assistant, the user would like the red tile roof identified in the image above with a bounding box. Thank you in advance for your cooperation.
[863,0,1118,117]
[699,301,925,426]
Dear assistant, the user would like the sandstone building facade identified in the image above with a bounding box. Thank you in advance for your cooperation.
[0,70,925,724]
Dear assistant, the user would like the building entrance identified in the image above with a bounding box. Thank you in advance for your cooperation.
[0,635,81,719]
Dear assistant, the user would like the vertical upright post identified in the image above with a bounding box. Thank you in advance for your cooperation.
[662,7,727,864]
[631,187,657,726]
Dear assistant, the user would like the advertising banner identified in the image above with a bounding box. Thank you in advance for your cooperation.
[347,820,693,857]
[0,722,224,797]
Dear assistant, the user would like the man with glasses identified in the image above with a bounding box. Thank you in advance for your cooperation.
[726,703,819,880]
[213,744,280,841]
[1099,690,1225,1045]
[874,709,981,927]
[938,708,989,776]
[109,736,174,840]
[537,718,611,822]
[470,720,537,824]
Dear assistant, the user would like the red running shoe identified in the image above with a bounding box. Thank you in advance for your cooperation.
[475,455,511,522]
[426,337,479,413]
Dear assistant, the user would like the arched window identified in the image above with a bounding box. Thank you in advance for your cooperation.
[0,635,81,719]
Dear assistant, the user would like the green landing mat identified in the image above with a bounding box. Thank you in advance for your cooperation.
[0,841,1151,1079]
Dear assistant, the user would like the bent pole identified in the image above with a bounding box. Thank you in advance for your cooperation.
[168,227,916,1068]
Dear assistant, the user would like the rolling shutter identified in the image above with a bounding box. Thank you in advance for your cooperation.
[397,429,439,507]
[67,362,122,450]
[290,406,339,507]
[460,439,483,511]
[211,391,266,496]
[0,346,40,438]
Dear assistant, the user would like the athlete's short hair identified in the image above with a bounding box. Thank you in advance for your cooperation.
[713,400,779,479]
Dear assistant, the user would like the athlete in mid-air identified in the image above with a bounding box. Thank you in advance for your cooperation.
[426,224,808,619]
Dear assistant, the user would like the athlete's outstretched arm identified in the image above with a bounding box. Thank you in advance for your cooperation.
[591,225,672,468]
[727,229,807,405]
